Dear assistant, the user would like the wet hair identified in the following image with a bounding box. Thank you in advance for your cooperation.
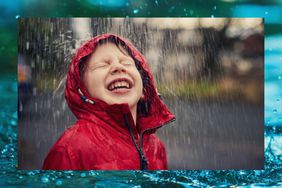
[79,36,151,116]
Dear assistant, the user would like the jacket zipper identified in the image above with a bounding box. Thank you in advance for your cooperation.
[124,115,176,170]
[124,115,148,170]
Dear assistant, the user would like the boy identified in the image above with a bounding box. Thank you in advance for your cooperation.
[42,34,175,170]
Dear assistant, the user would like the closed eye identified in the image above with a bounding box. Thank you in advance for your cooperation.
[95,61,110,68]
[121,59,134,66]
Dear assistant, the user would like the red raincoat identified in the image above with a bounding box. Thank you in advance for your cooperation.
[42,34,175,170]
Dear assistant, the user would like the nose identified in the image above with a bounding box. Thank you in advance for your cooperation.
[110,60,126,75]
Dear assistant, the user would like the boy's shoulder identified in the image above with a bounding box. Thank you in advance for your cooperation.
[52,120,101,150]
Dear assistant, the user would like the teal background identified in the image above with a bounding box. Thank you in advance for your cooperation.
[1,0,281,187]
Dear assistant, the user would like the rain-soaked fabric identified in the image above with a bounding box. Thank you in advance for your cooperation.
[42,34,175,170]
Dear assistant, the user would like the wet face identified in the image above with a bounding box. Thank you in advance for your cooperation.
[82,42,143,113]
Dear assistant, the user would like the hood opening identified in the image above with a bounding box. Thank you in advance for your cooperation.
[78,35,152,116]
[66,34,175,129]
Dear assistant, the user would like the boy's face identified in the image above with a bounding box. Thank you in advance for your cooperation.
[82,42,143,111]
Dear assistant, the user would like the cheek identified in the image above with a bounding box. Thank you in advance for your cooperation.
[136,73,143,94]
[83,72,103,93]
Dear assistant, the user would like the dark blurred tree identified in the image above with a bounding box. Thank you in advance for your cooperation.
[198,19,231,80]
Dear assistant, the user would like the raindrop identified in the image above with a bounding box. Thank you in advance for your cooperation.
[211,15,214,18]
[27,171,35,176]
[214,6,217,10]
[26,42,30,50]
[15,15,20,19]
[155,0,158,6]
[56,180,63,186]
[10,119,16,126]
[239,170,247,175]
[265,11,269,15]
[168,6,175,13]
[33,87,37,96]
[133,9,139,14]
[1,148,7,154]
[254,170,262,176]
[89,170,98,176]
[41,175,49,183]
[190,10,194,15]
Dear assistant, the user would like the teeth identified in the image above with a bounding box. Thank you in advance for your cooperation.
[115,82,120,88]
[110,84,114,90]
[109,81,131,91]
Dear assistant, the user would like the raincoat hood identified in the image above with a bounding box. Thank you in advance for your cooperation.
[65,34,175,133]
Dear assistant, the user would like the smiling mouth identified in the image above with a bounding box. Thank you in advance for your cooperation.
[107,78,133,91]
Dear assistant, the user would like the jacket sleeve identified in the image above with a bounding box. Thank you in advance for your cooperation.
[42,146,77,170]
